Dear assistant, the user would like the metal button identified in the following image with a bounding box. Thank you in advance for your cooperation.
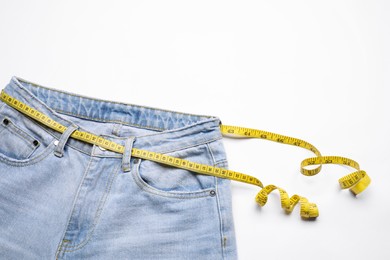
[33,140,39,146]
[3,118,9,125]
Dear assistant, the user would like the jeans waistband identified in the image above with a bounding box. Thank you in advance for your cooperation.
[3,76,222,157]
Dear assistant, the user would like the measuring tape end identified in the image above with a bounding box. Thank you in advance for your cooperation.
[350,179,371,196]
[300,203,319,219]
[339,171,371,196]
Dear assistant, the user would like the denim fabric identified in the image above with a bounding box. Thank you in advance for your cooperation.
[0,77,237,259]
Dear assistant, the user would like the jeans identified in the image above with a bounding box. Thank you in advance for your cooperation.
[0,77,237,259]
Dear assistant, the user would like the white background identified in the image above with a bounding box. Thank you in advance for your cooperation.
[0,1,389,259]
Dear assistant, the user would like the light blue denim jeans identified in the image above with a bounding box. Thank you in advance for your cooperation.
[0,77,237,259]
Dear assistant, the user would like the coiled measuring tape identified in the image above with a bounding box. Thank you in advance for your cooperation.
[0,91,371,219]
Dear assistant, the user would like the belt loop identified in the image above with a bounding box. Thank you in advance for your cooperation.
[122,136,136,172]
[54,124,79,158]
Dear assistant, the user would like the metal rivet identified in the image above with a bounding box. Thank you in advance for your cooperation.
[210,190,216,196]
[33,140,39,146]
[3,118,9,125]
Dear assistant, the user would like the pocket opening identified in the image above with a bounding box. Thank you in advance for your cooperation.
[131,143,218,199]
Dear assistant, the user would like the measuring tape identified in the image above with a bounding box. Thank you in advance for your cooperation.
[219,126,371,195]
[0,90,370,219]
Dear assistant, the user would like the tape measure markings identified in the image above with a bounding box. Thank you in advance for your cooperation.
[220,125,370,195]
[1,90,370,219]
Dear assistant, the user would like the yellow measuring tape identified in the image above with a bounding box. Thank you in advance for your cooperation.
[0,91,370,219]
[219,126,371,195]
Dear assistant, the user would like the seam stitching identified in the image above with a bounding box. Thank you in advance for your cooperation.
[0,142,56,166]
[1,99,92,157]
[206,142,227,259]
[2,118,36,148]
[55,155,95,258]
[132,139,223,199]
[1,119,38,158]
[61,164,120,252]
[132,160,214,199]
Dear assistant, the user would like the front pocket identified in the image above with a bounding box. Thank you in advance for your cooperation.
[0,117,39,160]
[131,142,218,199]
